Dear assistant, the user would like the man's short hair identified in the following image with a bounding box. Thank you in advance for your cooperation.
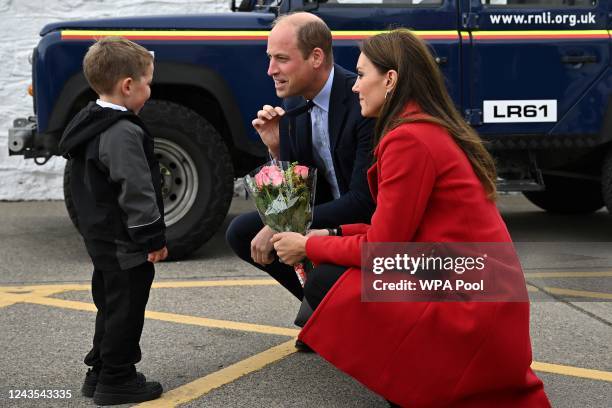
[273,14,333,66]
[83,36,153,95]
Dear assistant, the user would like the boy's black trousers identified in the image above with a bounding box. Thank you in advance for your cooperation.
[84,262,154,385]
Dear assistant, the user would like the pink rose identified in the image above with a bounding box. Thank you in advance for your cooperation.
[293,165,309,179]
[254,171,266,188]
[254,165,285,188]
[269,167,284,186]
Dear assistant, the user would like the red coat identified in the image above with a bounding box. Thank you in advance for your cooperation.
[301,118,550,407]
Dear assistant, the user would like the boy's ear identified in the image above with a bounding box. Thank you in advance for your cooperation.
[120,77,133,95]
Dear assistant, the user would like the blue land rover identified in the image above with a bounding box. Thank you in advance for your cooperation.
[8,0,612,258]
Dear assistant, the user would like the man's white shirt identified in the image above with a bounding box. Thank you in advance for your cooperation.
[310,67,341,200]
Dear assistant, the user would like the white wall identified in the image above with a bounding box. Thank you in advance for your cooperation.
[0,0,227,200]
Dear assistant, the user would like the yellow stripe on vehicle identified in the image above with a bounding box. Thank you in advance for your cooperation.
[60,29,459,41]
[61,29,609,42]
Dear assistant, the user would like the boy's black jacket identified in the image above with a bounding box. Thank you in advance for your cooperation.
[59,102,165,270]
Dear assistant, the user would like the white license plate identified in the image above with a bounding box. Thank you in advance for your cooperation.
[483,100,557,123]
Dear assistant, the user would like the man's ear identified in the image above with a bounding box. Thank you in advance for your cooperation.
[120,77,133,95]
[310,47,325,69]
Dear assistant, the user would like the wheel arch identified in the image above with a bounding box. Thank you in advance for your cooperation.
[47,62,267,172]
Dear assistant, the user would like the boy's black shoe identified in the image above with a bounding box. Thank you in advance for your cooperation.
[81,369,146,398]
[93,374,162,405]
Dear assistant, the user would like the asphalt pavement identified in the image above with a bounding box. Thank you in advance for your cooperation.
[0,194,610,407]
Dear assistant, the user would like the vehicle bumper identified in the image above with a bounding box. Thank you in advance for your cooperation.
[8,117,36,156]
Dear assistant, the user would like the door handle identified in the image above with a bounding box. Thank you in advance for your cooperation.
[561,55,597,64]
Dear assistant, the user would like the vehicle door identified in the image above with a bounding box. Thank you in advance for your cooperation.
[464,0,609,136]
[311,0,463,107]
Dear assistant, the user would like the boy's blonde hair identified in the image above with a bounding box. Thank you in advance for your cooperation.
[83,36,153,95]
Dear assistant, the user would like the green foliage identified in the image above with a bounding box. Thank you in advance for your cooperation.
[244,161,317,234]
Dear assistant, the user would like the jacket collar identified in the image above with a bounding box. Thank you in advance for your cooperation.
[402,101,424,117]
[328,64,352,152]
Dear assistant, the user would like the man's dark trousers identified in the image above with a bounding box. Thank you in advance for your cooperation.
[226,211,304,300]
[84,262,154,385]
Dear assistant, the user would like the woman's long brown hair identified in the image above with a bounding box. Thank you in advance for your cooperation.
[361,29,497,199]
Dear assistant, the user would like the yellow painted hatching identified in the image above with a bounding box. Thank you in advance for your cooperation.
[0,278,610,407]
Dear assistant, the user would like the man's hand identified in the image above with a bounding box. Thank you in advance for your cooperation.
[250,225,276,265]
[252,105,285,159]
[271,232,307,266]
[148,246,168,263]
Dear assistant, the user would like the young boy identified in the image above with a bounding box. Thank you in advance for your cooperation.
[58,37,167,405]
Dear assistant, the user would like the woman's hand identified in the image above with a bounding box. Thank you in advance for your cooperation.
[306,229,330,238]
[271,232,308,265]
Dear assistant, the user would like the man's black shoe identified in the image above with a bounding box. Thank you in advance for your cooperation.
[81,369,146,398]
[295,339,313,353]
[93,374,162,405]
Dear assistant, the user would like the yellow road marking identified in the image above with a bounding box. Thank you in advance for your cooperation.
[20,295,299,337]
[532,361,612,382]
[0,279,278,293]
[0,287,77,299]
[528,285,612,299]
[151,279,279,289]
[525,272,612,278]
[0,279,278,295]
[542,287,612,300]
[7,287,612,388]
[0,284,89,295]
[133,348,612,408]
[136,340,297,407]
[26,296,97,312]
[0,291,56,307]
[144,310,299,337]
[3,278,612,393]
[0,296,19,308]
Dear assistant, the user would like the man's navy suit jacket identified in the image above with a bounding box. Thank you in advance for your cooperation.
[279,64,375,227]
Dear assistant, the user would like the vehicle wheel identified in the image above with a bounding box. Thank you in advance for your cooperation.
[141,100,234,260]
[63,159,78,229]
[523,174,604,214]
[62,100,234,260]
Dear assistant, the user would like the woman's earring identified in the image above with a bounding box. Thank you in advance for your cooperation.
[384,90,390,100]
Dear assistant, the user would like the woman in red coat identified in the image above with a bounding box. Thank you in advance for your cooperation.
[272,29,550,407]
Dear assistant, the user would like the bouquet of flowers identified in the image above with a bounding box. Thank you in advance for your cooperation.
[244,160,317,286]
